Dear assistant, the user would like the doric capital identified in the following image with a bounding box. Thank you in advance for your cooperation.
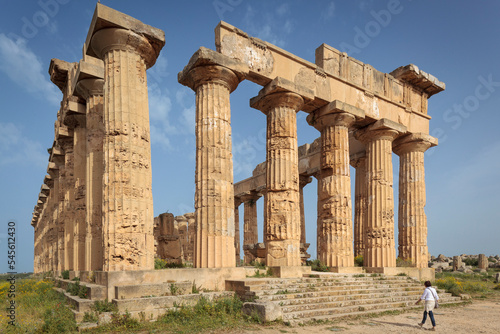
[75,78,104,100]
[250,77,313,115]
[299,175,312,188]
[84,3,165,67]
[90,28,158,68]
[240,191,261,204]
[349,152,366,168]
[307,100,365,131]
[354,118,406,144]
[178,47,248,92]
[393,133,438,155]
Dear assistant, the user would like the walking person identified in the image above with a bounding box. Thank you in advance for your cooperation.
[415,280,439,330]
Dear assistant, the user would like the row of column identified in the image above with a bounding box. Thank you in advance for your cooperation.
[179,47,436,268]
[33,23,164,273]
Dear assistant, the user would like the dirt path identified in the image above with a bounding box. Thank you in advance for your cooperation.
[233,298,500,334]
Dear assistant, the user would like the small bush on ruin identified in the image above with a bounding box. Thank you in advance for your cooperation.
[396,257,414,267]
[250,260,266,269]
[61,270,70,279]
[354,255,364,267]
[307,259,329,272]
[93,299,118,313]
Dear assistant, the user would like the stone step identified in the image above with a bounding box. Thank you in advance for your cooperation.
[285,298,464,325]
[282,297,463,322]
[113,291,234,313]
[261,289,423,305]
[55,287,94,313]
[248,283,423,296]
[114,281,192,299]
[55,278,106,300]
[279,294,460,313]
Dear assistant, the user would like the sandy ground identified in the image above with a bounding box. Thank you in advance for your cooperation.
[232,298,500,334]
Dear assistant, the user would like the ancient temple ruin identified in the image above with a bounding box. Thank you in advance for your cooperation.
[31,4,443,300]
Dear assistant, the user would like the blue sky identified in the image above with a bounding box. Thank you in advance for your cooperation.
[1,0,499,273]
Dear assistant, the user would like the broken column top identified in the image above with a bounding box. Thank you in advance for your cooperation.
[49,59,74,92]
[390,64,445,97]
[83,3,165,61]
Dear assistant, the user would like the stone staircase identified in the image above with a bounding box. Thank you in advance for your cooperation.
[54,278,233,323]
[227,272,465,324]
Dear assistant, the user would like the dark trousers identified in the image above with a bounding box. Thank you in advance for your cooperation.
[422,310,436,327]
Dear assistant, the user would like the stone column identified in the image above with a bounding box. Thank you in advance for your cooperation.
[72,112,87,272]
[90,28,159,271]
[350,153,367,258]
[59,134,75,271]
[234,197,242,265]
[75,77,105,271]
[393,133,437,268]
[299,175,312,245]
[453,256,462,271]
[250,77,313,267]
[178,48,247,268]
[307,100,364,267]
[355,119,406,268]
[478,254,488,270]
[241,192,261,264]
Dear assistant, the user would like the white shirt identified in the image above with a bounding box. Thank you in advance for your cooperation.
[421,287,439,301]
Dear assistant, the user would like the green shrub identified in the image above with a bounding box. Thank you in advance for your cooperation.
[354,255,364,267]
[464,258,479,266]
[110,310,140,329]
[396,257,414,267]
[61,270,70,280]
[93,299,118,313]
[41,301,78,333]
[155,258,185,269]
[307,259,329,272]
[250,260,266,269]
[83,311,98,323]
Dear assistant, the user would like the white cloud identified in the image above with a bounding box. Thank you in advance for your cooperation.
[242,4,295,48]
[148,82,174,150]
[0,122,46,168]
[0,34,60,105]
[322,2,336,20]
[148,52,169,84]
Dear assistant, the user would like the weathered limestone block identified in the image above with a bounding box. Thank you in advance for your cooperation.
[355,119,406,268]
[393,133,437,269]
[156,213,182,261]
[307,100,364,267]
[478,254,488,270]
[351,153,367,258]
[179,47,248,268]
[453,256,463,271]
[89,25,163,271]
[250,77,313,267]
[185,212,196,262]
[242,302,282,323]
[175,215,189,263]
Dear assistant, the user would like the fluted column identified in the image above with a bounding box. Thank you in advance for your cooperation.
[91,28,159,271]
[355,119,406,268]
[307,101,363,267]
[76,78,105,271]
[234,197,242,265]
[393,133,437,268]
[59,137,75,271]
[251,78,312,267]
[179,62,243,268]
[350,154,367,258]
[241,192,261,263]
